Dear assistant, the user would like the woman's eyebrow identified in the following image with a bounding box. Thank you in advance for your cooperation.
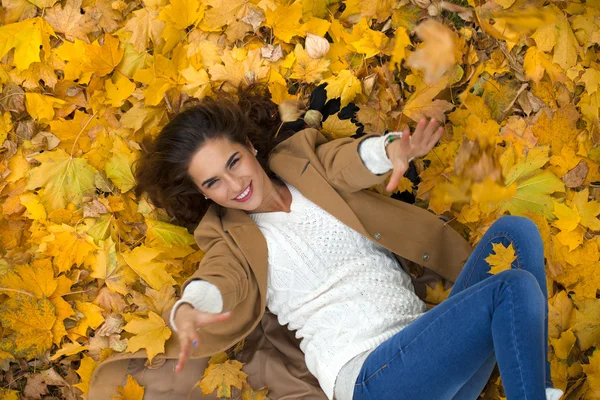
[201,152,240,187]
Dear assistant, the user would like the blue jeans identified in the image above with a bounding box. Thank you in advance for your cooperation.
[353,215,553,400]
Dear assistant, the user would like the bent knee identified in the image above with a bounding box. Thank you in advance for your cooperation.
[494,215,542,243]
[497,269,545,312]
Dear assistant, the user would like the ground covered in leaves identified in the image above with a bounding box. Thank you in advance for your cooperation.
[1,0,600,398]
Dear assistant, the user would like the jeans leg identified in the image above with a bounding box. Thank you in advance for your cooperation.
[449,215,553,390]
[353,269,547,400]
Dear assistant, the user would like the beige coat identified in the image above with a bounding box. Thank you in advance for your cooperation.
[88,128,473,399]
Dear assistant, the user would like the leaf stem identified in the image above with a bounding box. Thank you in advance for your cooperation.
[70,111,99,157]
[0,287,35,297]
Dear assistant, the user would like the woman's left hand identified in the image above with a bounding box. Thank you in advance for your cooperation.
[385,118,444,192]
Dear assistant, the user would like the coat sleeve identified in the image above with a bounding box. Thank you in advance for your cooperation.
[284,128,393,193]
[180,218,249,314]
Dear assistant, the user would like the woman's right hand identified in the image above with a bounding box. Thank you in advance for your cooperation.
[173,303,231,373]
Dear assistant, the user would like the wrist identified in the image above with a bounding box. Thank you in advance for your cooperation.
[383,132,414,162]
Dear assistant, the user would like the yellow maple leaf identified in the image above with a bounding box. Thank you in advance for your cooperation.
[407,20,457,84]
[158,0,205,30]
[571,188,600,231]
[321,70,362,107]
[82,33,124,77]
[50,340,89,361]
[581,348,600,397]
[485,242,517,274]
[290,43,330,83]
[112,375,145,400]
[121,245,176,290]
[123,311,172,361]
[105,135,137,193]
[25,93,66,123]
[552,201,582,232]
[144,218,195,248]
[105,74,136,107]
[0,260,57,299]
[42,224,98,273]
[94,239,138,295]
[130,286,177,317]
[241,382,270,400]
[424,280,451,305]
[74,355,99,396]
[550,329,576,360]
[199,359,248,397]
[391,26,411,68]
[0,17,56,71]
[573,296,600,350]
[349,26,391,59]
[402,75,453,122]
[264,1,303,43]
[0,295,56,359]
[200,0,252,31]
[69,301,105,340]
[321,114,358,140]
[548,290,574,339]
[44,0,96,43]
[208,48,268,88]
[27,148,98,211]
[123,8,165,52]
[501,146,565,219]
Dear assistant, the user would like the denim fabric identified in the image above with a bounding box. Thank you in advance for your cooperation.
[353,215,554,400]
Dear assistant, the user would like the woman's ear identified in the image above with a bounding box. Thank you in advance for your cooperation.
[246,139,257,155]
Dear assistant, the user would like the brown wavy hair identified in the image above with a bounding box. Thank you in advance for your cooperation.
[133,83,298,232]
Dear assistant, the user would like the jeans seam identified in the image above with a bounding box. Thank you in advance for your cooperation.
[508,285,528,399]
[355,278,505,387]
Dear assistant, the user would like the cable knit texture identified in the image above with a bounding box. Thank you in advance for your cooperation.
[248,182,427,399]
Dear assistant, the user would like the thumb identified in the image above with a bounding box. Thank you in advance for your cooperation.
[196,310,232,326]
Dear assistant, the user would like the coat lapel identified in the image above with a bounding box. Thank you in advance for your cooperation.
[269,152,371,239]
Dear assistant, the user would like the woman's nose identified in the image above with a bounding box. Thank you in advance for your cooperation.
[225,174,244,192]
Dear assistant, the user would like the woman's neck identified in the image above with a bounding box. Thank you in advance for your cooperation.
[252,178,292,214]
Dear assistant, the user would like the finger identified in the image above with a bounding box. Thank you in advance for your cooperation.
[176,336,193,373]
[423,118,440,141]
[397,128,412,152]
[411,118,428,146]
[196,311,232,326]
[426,126,444,150]
[386,160,408,192]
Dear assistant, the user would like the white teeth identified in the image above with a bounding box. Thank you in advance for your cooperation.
[235,185,250,200]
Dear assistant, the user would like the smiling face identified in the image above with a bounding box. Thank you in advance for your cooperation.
[187,137,272,212]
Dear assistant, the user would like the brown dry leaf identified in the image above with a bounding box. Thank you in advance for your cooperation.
[44,0,96,43]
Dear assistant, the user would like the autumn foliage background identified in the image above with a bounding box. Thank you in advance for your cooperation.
[0,0,600,397]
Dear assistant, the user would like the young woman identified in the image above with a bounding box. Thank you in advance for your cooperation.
[134,85,564,400]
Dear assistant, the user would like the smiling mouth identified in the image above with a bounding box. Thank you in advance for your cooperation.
[233,182,252,202]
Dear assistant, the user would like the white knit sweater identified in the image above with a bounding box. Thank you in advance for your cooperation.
[169,135,564,400]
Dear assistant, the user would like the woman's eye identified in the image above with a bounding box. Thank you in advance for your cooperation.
[230,158,240,167]
[207,180,217,188]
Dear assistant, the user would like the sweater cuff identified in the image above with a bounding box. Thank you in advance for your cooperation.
[169,280,224,332]
[358,136,394,175]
